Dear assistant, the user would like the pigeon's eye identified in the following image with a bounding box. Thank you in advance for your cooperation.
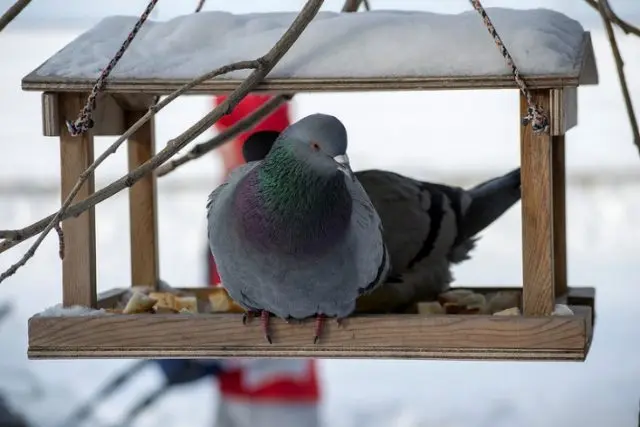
[310,141,321,152]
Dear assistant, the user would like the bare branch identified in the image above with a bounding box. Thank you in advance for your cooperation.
[194,0,206,13]
[0,0,31,32]
[0,0,325,283]
[597,0,640,153]
[584,0,640,37]
[156,94,292,177]
[154,0,366,177]
[0,60,259,251]
[341,0,364,12]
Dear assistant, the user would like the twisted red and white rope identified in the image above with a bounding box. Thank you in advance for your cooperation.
[66,0,159,136]
[468,0,550,134]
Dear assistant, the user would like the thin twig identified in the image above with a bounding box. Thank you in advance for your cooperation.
[156,94,292,177]
[597,0,640,154]
[0,0,31,32]
[341,0,364,12]
[584,0,640,37]
[0,0,325,283]
[0,0,365,251]
[0,60,259,271]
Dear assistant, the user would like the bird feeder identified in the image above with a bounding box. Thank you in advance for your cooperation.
[22,8,598,361]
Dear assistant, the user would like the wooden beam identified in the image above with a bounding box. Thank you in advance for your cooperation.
[520,90,556,315]
[126,110,159,288]
[550,87,578,136]
[43,93,127,137]
[59,93,97,308]
[23,74,589,96]
[578,32,599,86]
[28,306,592,360]
[552,134,568,297]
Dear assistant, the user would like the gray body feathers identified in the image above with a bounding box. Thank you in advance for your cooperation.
[355,168,521,313]
[206,161,389,320]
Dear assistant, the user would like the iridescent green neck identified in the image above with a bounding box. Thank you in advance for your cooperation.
[234,142,353,256]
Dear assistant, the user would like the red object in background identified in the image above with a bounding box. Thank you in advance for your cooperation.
[206,95,320,403]
[207,94,291,286]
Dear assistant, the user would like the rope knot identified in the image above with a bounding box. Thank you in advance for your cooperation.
[521,105,549,134]
[65,118,94,137]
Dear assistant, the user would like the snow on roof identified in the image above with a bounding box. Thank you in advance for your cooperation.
[33,8,586,80]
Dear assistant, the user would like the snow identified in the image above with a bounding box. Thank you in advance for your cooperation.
[37,304,108,317]
[2,3,640,427]
[32,8,587,80]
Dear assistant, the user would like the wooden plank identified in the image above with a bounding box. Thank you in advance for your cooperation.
[578,33,599,86]
[550,88,578,136]
[42,92,59,136]
[22,74,589,96]
[59,93,97,308]
[28,307,591,360]
[520,90,555,315]
[44,93,127,137]
[552,134,568,297]
[126,111,159,288]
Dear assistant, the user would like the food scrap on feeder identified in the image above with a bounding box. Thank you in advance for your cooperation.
[100,285,244,315]
[414,288,522,316]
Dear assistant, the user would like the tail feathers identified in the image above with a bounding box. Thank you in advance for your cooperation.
[458,167,521,242]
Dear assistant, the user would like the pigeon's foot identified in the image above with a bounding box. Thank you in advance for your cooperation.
[261,310,272,344]
[313,314,327,344]
[242,310,260,326]
[336,317,346,328]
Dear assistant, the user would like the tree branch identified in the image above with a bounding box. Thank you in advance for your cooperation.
[0,0,366,253]
[597,0,640,154]
[0,0,31,32]
[0,0,325,283]
[0,60,259,247]
[156,94,292,177]
[584,0,640,37]
[154,0,366,177]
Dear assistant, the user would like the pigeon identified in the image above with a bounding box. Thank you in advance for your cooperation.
[239,129,521,313]
[207,114,390,343]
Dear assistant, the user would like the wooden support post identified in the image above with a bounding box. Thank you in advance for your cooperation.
[59,93,97,308]
[552,135,568,297]
[520,90,557,315]
[126,110,159,288]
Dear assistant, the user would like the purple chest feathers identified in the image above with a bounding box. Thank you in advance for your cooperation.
[232,168,353,258]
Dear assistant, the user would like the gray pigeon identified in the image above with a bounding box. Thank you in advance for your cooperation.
[240,129,521,313]
[207,114,390,343]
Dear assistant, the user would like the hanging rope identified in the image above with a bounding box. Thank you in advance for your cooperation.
[468,0,549,134]
[66,0,159,136]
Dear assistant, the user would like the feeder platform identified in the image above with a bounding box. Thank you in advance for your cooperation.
[22,8,598,361]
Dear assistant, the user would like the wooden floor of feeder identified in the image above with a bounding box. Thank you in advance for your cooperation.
[27,287,594,361]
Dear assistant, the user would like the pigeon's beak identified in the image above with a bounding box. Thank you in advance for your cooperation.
[333,154,354,181]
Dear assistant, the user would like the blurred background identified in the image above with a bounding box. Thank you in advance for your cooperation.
[0,1,639,426]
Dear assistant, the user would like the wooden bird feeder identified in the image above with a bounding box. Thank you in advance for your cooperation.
[22,8,598,361]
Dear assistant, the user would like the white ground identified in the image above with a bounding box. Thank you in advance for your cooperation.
[0,2,639,427]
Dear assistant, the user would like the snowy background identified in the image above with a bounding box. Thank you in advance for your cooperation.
[0,0,639,426]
